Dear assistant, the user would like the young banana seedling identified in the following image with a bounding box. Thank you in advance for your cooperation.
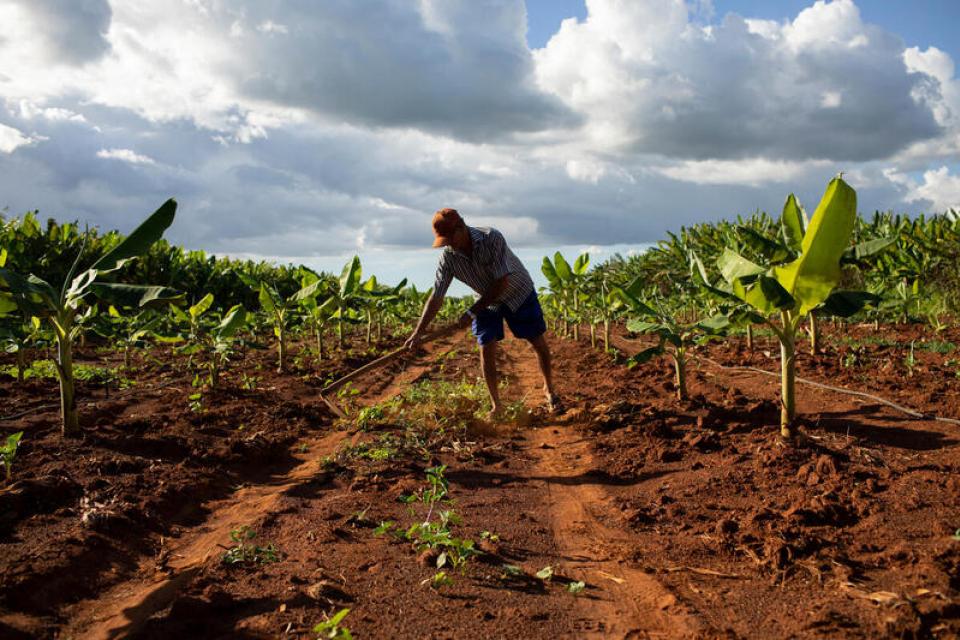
[697,176,880,438]
[0,200,182,436]
[615,280,729,401]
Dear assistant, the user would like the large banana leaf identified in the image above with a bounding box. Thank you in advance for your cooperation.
[0,293,17,316]
[627,344,665,367]
[717,249,765,284]
[780,194,806,252]
[732,275,795,314]
[573,253,590,275]
[773,177,857,315]
[91,199,177,273]
[553,252,573,282]
[820,290,881,317]
[89,283,185,308]
[295,277,328,302]
[259,283,278,313]
[0,269,57,314]
[216,304,248,338]
[541,257,560,288]
[339,256,362,297]
[689,253,741,303]
[189,293,215,318]
[841,237,895,264]
[612,287,657,317]
[737,226,792,264]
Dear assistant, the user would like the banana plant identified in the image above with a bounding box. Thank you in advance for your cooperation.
[171,294,248,388]
[359,275,408,344]
[0,199,181,436]
[326,256,366,349]
[615,280,729,401]
[294,272,337,364]
[92,307,162,369]
[2,431,23,483]
[257,282,302,372]
[706,176,878,438]
[592,272,628,352]
[0,316,45,383]
[542,252,590,339]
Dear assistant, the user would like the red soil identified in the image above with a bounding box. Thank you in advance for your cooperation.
[1,323,958,638]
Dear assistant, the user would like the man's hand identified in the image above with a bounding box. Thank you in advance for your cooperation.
[457,311,474,329]
[404,331,422,351]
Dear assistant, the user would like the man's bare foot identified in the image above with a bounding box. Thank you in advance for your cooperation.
[545,393,562,414]
[487,404,503,422]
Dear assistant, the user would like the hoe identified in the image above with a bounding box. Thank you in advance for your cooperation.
[318,323,461,419]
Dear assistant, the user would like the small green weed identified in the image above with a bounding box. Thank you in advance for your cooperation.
[313,608,352,639]
[0,359,132,388]
[355,405,385,429]
[2,431,24,482]
[188,392,204,414]
[904,341,917,377]
[919,340,956,354]
[535,565,554,581]
[423,571,453,589]
[220,526,280,565]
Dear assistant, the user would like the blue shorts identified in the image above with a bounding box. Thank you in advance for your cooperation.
[472,292,547,346]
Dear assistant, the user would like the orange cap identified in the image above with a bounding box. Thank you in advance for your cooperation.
[431,208,463,247]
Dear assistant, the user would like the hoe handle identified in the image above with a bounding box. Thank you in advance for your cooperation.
[321,323,461,394]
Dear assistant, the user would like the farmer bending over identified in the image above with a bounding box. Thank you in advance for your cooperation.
[405,208,560,417]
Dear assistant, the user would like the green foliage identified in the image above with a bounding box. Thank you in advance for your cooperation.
[536,565,554,581]
[313,608,353,639]
[0,359,132,387]
[706,177,872,436]
[220,526,280,565]
[171,294,249,389]
[1,431,23,482]
[542,251,590,340]
[616,282,730,401]
[0,200,180,436]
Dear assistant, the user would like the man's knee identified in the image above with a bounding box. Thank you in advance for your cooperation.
[527,334,549,353]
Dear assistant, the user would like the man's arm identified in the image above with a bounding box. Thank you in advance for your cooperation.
[405,292,444,350]
[406,257,453,350]
[468,274,510,315]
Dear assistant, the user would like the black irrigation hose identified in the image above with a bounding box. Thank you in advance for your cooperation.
[0,379,181,423]
[698,355,960,427]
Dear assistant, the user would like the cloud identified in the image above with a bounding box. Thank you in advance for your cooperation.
[655,158,832,186]
[0,122,42,153]
[7,0,112,64]
[96,148,156,165]
[534,0,942,161]
[0,0,958,273]
[886,166,960,213]
[227,0,578,140]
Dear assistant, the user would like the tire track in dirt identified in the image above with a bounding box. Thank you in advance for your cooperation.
[499,338,701,639]
[64,336,460,640]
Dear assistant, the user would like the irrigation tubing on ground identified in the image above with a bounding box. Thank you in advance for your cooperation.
[697,355,960,427]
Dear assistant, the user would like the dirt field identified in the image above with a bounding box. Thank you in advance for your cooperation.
[1,324,958,639]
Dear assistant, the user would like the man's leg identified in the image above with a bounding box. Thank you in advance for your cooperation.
[527,334,557,406]
[480,341,501,415]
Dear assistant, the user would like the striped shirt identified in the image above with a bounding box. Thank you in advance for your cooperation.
[433,226,535,312]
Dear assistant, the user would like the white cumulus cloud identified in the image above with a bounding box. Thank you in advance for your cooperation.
[96,148,156,165]
[0,122,42,153]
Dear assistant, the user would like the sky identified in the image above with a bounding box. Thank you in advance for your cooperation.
[1,0,959,291]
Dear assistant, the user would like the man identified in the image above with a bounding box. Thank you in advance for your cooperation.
[404,208,560,417]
